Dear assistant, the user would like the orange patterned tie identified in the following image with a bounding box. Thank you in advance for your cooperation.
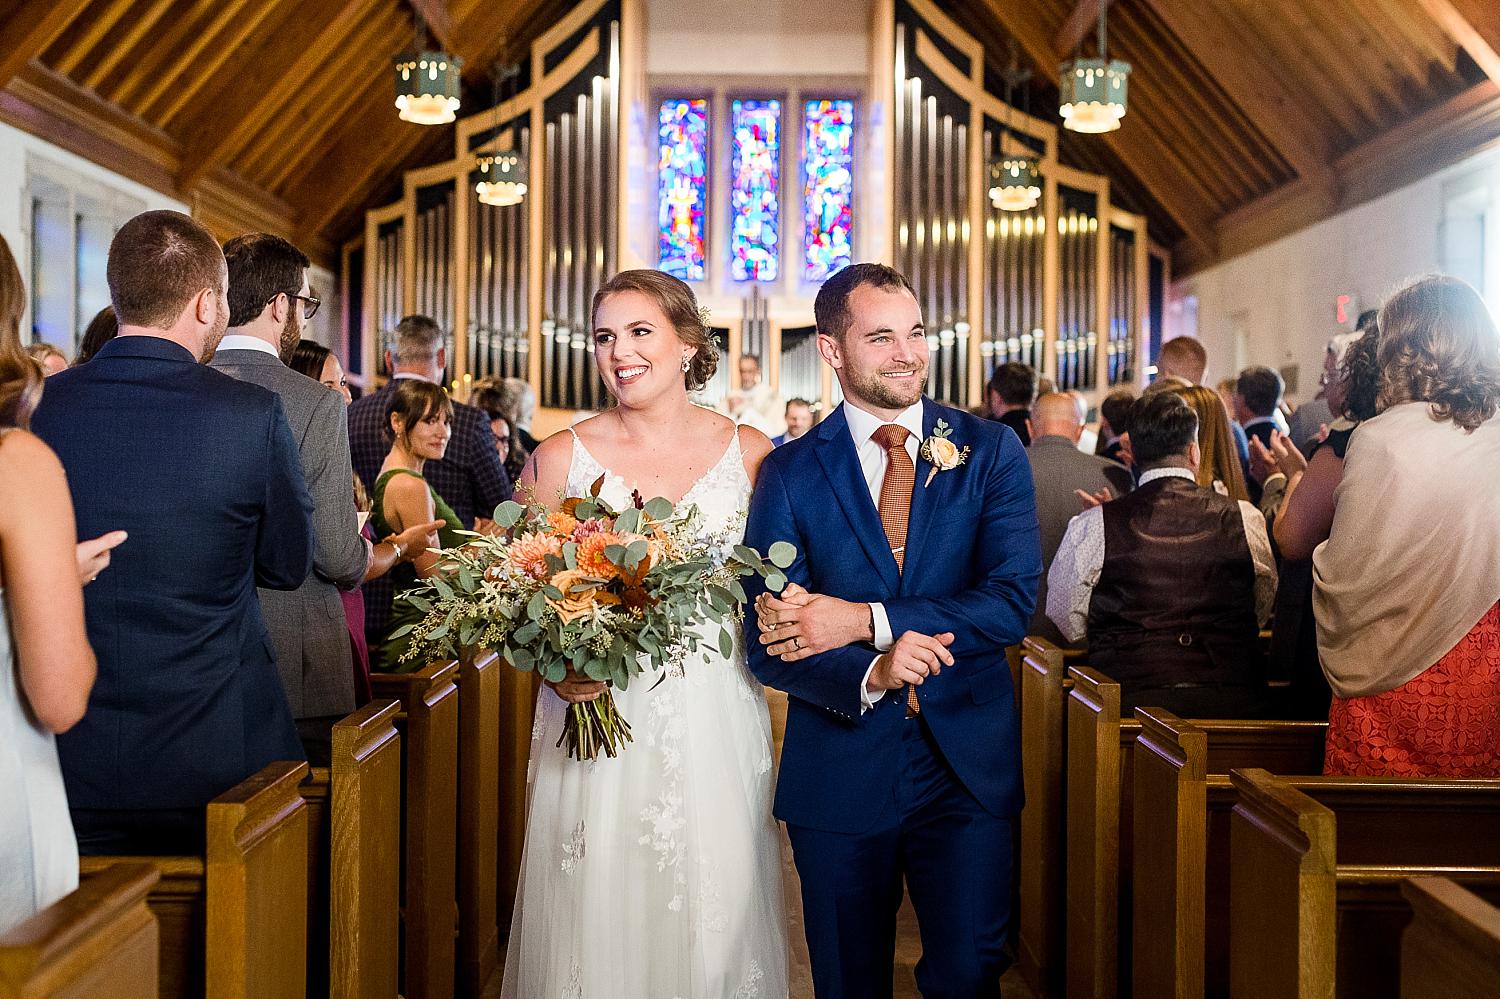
[872,424,920,715]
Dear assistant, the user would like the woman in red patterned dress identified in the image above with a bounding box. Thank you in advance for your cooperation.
[1313,275,1500,777]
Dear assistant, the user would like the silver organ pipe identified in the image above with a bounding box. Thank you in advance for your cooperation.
[468,125,531,383]
[1107,223,1137,386]
[375,220,404,378]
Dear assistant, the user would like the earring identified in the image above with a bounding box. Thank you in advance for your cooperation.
[681,355,692,373]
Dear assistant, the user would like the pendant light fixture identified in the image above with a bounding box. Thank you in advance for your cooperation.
[988,48,1041,212]
[475,59,528,206]
[394,13,462,125]
[1058,4,1130,133]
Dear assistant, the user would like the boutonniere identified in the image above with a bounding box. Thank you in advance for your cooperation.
[919,420,971,487]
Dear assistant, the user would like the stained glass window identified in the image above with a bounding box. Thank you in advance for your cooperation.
[657,99,709,281]
[730,99,781,282]
[802,99,855,281]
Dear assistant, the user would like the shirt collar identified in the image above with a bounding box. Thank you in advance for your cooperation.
[842,399,925,448]
[1139,466,1197,485]
[392,371,431,382]
[216,334,280,358]
[1243,414,1278,431]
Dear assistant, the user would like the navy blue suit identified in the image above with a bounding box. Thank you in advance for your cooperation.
[744,399,1040,998]
[31,336,312,828]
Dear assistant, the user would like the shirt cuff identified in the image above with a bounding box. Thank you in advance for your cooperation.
[1262,472,1287,487]
[870,603,893,652]
[860,656,887,713]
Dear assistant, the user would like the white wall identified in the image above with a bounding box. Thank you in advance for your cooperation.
[645,0,872,76]
[1169,144,1500,402]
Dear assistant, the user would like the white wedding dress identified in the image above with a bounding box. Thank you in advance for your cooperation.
[501,430,789,999]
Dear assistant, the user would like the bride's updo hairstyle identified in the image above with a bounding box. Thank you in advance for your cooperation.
[591,270,718,391]
[0,234,43,430]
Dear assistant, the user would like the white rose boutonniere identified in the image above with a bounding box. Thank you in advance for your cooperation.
[918,420,971,487]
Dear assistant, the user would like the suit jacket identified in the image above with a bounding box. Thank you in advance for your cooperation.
[347,377,512,635]
[210,348,365,719]
[31,336,312,810]
[1027,434,1134,644]
[744,400,1041,833]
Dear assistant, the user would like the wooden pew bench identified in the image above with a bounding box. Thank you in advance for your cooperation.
[370,660,459,999]
[1065,670,1326,999]
[455,649,501,997]
[1229,767,1500,999]
[0,863,160,998]
[299,700,402,999]
[77,760,310,999]
[1400,877,1500,999]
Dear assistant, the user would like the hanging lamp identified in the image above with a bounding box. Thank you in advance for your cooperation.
[988,51,1041,211]
[474,60,527,206]
[1058,5,1130,133]
[394,15,462,125]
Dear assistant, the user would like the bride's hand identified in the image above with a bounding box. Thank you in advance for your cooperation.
[757,585,874,662]
[546,667,607,704]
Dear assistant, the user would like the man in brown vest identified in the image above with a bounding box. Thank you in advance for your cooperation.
[1045,391,1277,718]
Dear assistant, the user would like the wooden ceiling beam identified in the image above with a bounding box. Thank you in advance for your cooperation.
[147,0,292,125]
[979,0,1219,262]
[1137,0,1330,185]
[113,0,247,111]
[175,0,374,192]
[0,0,92,90]
[107,0,217,108]
[1055,0,1110,57]
[408,0,457,54]
[81,0,179,95]
[54,0,135,78]
[1417,0,1500,87]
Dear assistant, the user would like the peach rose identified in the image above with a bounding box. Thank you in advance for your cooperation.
[926,435,960,468]
[546,568,618,623]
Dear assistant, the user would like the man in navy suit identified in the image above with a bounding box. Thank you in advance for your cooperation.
[744,263,1040,997]
[31,210,313,854]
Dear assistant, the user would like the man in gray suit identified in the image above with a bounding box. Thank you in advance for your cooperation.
[1026,392,1134,645]
[210,233,369,764]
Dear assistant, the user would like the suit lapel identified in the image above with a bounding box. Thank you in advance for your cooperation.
[813,408,902,595]
[900,399,951,592]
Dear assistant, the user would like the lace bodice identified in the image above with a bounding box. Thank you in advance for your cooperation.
[565,428,752,544]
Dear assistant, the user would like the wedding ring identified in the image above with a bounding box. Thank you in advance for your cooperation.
[791,636,801,651]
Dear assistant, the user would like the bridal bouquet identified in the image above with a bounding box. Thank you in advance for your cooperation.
[390,476,794,761]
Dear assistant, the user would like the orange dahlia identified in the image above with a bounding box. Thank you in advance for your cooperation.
[548,510,579,536]
[509,531,563,579]
[575,530,625,580]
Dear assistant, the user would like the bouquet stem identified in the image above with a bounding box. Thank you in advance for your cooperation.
[558,690,634,761]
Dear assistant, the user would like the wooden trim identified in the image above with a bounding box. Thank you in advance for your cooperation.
[913,29,1057,148]
[1417,0,1500,87]
[532,0,607,65]
[0,2,90,91]
[905,0,984,65]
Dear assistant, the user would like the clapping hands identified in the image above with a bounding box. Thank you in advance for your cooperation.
[1247,430,1307,484]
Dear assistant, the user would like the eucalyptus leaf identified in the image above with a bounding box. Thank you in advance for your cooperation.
[625,539,649,567]
[509,647,534,669]
[766,570,788,593]
[768,541,797,569]
[563,541,577,570]
[604,544,628,566]
[526,591,548,621]
[718,627,734,658]
[494,501,525,527]
[386,623,415,639]
[458,566,476,591]
[514,620,540,645]
[643,496,673,520]
[615,508,642,535]
[728,579,747,603]
[733,544,761,565]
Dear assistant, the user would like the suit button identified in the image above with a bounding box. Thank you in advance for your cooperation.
[1178,633,1193,647]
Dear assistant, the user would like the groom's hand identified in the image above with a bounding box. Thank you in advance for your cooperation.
[756,583,875,661]
[867,631,956,692]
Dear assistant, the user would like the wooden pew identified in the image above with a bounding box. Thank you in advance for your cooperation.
[1129,708,1328,999]
[497,665,540,924]
[1400,877,1500,999]
[300,700,402,999]
[79,760,311,999]
[455,648,501,997]
[370,661,459,999]
[1228,767,1500,999]
[1016,636,1077,997]
[0,863,159,998]
[1065,669,1326,999]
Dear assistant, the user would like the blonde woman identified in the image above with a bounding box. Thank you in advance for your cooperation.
[1171,382,1250,502]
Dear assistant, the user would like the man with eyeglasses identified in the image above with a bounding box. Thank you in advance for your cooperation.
[210,232,380,766]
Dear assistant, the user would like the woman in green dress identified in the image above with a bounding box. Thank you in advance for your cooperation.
[370,380,466,671]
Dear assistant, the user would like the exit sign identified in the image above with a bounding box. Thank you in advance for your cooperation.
[1335,293,1360,327]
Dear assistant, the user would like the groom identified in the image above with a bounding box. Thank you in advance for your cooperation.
[744,263,1040,998]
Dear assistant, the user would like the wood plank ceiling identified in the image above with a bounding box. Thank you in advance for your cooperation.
[1,0,1500,275]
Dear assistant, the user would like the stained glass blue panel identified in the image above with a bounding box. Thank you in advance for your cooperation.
[657,98,708,281]
[802,99,855,281]
[730,99,780,282]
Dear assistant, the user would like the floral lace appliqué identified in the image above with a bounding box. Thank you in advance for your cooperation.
[560,959,583,999]
[560,820,586,875]
[733,961,764,999]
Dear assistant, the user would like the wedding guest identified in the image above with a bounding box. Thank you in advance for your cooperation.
[210,233,369,764]
[348,315,510,646]
[726,352,782,436]
[0,234,120,932]
[25,342,67,375]
[369,380,465,672]
[31,210,313,854]
[74,307,118,365]
[1159,334,1252,477]
[1250,323,1380,717]
[1048,391,1275,717]
[501,376,539,453]
[772,397,815,446]
[1095,387,1135,465]
[288,341,443,701]
[986,360,1037,445]
[1170,383,1251,502]
[1315,275,1500,776]
[1027,392,1133,645]
[472,377,528,481]
[1234,365,1287,446]
[1287,329,1363,457]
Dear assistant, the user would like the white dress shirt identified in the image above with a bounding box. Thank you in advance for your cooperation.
[1045,466,1277,644]
[215,334,280,358]
[839,399,926,710]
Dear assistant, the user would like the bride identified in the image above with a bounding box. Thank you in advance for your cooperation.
[501,270,789,999]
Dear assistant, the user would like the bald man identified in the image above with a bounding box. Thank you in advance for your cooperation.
[1026,393,1134,645]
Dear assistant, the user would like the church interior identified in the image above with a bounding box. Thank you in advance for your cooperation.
[3,0,1500,996]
